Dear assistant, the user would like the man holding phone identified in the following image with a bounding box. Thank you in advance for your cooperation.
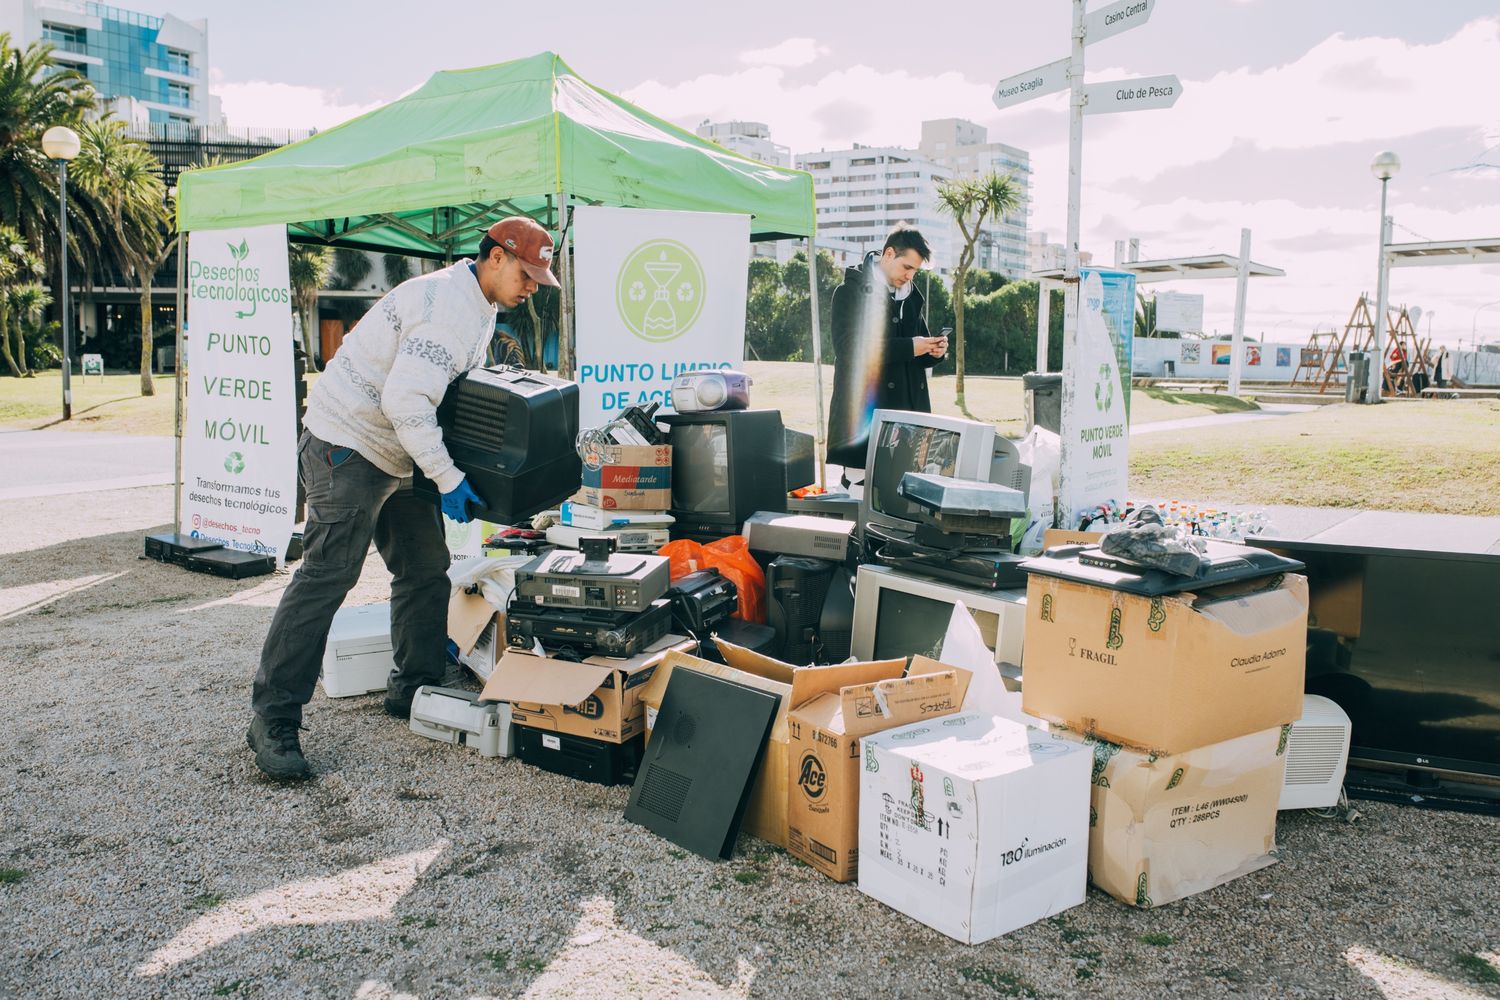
[246,216,558,781]
[825,222,947,473]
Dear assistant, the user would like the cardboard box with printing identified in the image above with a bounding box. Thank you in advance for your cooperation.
[1057,724,1288,908]
[1021,572,1309,755]
[575,443,672,510]
[639,643,794,848]
[480,638,688,744]
[858,714,1091,944]
[786,657,971,882]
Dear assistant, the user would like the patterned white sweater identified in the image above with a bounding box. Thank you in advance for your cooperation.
[302,261,496,494]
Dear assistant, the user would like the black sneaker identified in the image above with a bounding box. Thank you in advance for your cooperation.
[247,715,311,781]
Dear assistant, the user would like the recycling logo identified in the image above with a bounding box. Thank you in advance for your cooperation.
[1094,363,1115,412]
[616,239,705,343]
[223,451,245,474]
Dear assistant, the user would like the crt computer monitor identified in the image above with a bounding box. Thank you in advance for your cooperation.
[661,410,790,541]
[850,563,1027,677]
[859,410,1024,546]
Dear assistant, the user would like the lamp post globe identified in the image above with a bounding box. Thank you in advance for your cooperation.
[41,124,80,161]
[42,125,81,420]
[1370,151,1401,182]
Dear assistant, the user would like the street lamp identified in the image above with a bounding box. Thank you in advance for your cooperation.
[1366,150,1400,403]
[42,125,80,420]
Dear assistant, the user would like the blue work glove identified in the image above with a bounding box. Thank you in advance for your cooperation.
[440,478,485,523]
[445,639,462,665]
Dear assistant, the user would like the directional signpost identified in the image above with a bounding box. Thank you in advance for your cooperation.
[1084,73,1182,115]
[989,0,1182,531]
[992,57,1071,110]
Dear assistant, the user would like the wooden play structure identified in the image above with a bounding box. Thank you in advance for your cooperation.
[1298,295,1432,397]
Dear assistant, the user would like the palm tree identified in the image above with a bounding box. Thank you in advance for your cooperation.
[382,253,412,288]
[1134,291,1157,339]
[288,244,331,369]
[936,170,1019,415]
[7,282,52,372]
[0,34,117,305]
[72,117,169,395]
[0,223,46,376]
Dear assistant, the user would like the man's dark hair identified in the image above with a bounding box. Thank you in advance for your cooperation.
[478,234,502,262]
[883,222,930,261]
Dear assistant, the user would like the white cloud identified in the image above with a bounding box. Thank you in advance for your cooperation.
[627,18,1500,346]
[739,37,831,68]
[213,77,388,131]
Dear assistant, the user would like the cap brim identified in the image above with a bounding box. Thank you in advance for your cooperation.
[523,261,561,288]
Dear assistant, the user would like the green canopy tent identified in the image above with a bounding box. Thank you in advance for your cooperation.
[168,52,830,521]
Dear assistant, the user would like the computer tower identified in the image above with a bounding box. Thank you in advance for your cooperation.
[766,555,835,665]
[411,365,581,523]
[816,565,855,664]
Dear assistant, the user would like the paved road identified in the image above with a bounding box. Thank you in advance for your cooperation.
[1130,402,1317,436]
[0,430,175,500]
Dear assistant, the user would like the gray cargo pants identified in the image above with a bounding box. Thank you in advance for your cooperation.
[251,430,449,723]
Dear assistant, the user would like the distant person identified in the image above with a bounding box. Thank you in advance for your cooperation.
[1434,347,1449,388]
[825,223,947,476]
[247,216,558,781]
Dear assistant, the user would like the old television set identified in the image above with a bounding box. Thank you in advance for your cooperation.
[859,410,1029,548]
[1251,539,1500,796]
[661,410,791,541]
[412,365,581,523]
[851,564,1027,680]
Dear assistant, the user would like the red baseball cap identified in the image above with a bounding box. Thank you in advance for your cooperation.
[481,216,560,287]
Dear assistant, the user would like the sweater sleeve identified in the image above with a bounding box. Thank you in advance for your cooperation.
[380,311,465,494]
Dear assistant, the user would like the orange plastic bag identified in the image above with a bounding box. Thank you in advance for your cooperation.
[658,536,766,624]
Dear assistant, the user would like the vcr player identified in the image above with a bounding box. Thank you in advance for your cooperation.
[247,216,559,781]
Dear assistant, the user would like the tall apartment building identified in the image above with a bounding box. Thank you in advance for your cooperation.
[694,119,791,168]
[917,118,1031,278]
[795,119,1032,278]
[1,0,217,127]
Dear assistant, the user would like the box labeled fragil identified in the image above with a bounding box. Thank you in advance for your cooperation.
[639,643,794,847]
[1055,724,1287,908]
[1021,573,1308,755]
[576,443,672,510]
[479,637,688,744]
[786,657,971,882]
[858,714,1091,944]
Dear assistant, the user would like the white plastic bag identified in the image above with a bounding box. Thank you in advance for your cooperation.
[1016,426,1061,555]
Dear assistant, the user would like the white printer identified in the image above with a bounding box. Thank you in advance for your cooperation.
[320,603,395,698]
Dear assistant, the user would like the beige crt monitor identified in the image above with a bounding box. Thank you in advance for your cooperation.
[851,565,1027,681]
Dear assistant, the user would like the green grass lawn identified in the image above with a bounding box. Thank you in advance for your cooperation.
[5,362,1497,515]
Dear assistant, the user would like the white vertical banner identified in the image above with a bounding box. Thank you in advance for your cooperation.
[179,224,297,563]
[1059,271,1130,528]
[573,207,749,429]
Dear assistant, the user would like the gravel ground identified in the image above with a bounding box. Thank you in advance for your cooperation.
[2,485,1498,1000]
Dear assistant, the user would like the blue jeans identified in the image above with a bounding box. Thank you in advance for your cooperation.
[251,430,449,723]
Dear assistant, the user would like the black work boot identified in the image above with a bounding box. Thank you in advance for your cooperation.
[382,688,415,720]
[247,715,312,781]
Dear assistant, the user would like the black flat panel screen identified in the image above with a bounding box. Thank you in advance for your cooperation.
[1291,548,1500,779]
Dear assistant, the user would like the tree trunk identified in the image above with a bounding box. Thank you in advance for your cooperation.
[10,318,30,377]
[953,265,972,418]
[0,306,20,378]
[139,274,155,396]
[299,302,320,371]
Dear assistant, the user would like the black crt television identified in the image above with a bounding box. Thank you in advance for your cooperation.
[412,365,581,523]
[1254,539,1500,786]
[661,410,790,541]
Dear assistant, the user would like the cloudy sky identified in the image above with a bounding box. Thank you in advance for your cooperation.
[166,1,1500,346]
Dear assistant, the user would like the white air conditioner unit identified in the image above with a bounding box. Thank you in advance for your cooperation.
[1278,694,1352,810]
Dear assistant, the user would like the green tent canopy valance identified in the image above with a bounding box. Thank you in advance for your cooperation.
[176,52,815,255]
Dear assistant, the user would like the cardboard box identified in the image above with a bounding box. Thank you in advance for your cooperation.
[743,511,855,561]
[639,645,794,847]
[786,658,971,882]
[576,443,672,510]
[448,588,501,656]
[1021,572,1308,755]
[1042,528,1105,549]
[858,714,1091,944]
[479,637,688,743]
[558,501,675,532]
[1056,725,1286,908]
